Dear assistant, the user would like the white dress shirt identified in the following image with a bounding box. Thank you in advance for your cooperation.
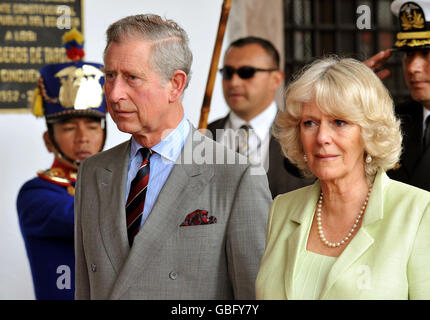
[423,107,430,137]
[126,116,190,227]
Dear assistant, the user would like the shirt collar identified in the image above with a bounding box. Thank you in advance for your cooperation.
[228,101,278,141]
[130,116,190,162]
[423,107,430,130]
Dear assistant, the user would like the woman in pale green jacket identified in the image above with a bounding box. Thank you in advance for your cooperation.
[255,56,430,300]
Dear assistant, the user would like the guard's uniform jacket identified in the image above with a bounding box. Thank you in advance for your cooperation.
[17,160,76,300]
[15,28,106,300]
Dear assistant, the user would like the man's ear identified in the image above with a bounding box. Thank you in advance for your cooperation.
[43,131,54,153]
[271,70,285,90]
[168,70,187,103]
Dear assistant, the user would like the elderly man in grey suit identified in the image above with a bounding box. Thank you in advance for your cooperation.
[74,14,271,300]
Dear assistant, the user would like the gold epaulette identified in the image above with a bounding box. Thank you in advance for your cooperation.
[37,167,76,195]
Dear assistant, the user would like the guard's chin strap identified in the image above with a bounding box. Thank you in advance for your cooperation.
[58,151,82,167]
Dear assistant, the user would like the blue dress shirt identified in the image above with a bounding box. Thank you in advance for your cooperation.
[126,117,190,227]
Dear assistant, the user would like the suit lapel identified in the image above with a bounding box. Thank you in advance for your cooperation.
[319,170,386,299]
[97,141,131,274]
[410,146,430,189]
[109,128,214,299]
[284,182,321,298]
[207,115,228,142]
[267,135,281,186]
[320,229,374,299]
[399,105,423,177]
[284,223,306,299]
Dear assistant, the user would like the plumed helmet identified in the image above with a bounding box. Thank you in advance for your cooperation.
[32,28,106,123]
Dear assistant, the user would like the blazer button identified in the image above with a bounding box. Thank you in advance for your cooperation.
[169,271,178,280]
[91,264,97,272]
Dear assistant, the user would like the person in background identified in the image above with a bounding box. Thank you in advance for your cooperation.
[74,14,271,300]
[256,56,430,299]
[207,37,312,198]
[17,29,107,300]
[365,0,430,191]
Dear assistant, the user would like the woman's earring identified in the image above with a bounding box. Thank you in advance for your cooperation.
[303,154,308,162]
[365,154,372,164]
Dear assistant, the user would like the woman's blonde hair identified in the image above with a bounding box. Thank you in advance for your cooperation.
[273,56,402,180]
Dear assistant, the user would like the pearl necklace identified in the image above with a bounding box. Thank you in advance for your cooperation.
[316,186,372,248]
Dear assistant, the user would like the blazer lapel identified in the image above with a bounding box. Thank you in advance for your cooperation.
[284,223,305,299]
[207,115,228,142]
[267,135,282,187]
[320,228,374,299]
[319,170,386,299]
[97,141,131,274]
[400,106,423,177]
[410,146,430,189]
[284,182,321,299]
[109,127,214,299]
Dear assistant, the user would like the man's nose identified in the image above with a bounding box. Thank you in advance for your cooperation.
[228,71,244,85]
[105,77,127,103]
[75,125,90,143]
[407,53,426,74]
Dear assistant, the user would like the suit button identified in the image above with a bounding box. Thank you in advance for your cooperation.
[91,264,97,272]
[169,271,178,280]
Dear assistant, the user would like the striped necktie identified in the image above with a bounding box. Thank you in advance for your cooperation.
[237,124,250,156]
[126,148,152,246]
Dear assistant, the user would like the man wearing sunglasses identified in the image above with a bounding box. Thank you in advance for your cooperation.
[208,36,312,198]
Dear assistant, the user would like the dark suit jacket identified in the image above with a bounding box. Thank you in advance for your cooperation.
[388,99,430,191]
[208,115,313,198]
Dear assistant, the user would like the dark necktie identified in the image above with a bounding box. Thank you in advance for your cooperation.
[424,116,430,151]
[126,148,152,246]
[237,124,250,156]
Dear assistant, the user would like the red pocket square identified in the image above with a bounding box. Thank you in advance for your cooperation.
[180,209,217,226]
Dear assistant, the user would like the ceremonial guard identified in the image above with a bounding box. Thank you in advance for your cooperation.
[386,0,430,190]
[16,29,106,300]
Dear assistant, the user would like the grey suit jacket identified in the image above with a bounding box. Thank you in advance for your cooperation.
[74,126,271,299]
[207,115,313,198]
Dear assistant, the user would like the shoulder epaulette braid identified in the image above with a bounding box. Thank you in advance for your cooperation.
[37,167,72,187]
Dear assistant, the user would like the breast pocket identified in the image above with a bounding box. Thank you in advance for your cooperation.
[178,223,225,239]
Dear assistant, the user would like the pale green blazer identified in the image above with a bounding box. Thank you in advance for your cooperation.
[256,170,430,299]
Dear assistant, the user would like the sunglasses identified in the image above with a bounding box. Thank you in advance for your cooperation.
[219,66,278,80]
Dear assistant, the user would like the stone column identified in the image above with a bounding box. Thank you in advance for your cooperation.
[226,0,285,110]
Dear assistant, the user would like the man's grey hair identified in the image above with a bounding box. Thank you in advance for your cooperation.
[104,14,193,89]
